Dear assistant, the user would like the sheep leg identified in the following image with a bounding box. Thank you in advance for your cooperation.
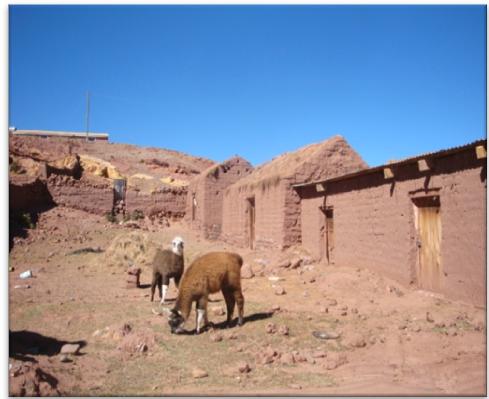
[222,288,236,327]
[234,289,245,326]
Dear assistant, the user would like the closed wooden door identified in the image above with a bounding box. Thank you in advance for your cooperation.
[414,197,442,290]
[320,206,334,264]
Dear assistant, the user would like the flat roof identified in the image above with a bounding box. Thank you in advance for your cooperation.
[11,129,109,139]
[293,138,487,189]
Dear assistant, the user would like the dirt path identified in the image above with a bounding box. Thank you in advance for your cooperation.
[8,207,486,395]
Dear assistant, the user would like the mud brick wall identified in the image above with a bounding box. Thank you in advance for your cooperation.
[47,175,113,216]
[221,186,252,247]
[186,157,253,240]
[299,146,486,306]
[126,187,187,219]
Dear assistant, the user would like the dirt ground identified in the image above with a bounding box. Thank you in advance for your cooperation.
[8,206,486,396]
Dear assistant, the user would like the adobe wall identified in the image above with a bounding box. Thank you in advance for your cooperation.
[187,158,253,239]
[47,175,113,216]
[221,181,287,249]
[126,187,187,219]
[299,148,486,306]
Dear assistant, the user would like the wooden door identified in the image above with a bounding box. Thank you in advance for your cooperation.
[248,198,255,249]
[414,197,442,290]
[320,206,334,264]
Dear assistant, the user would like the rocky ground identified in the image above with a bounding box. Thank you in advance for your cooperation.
[8,206,486,396]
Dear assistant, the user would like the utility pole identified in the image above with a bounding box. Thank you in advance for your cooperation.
[85,91,90,141]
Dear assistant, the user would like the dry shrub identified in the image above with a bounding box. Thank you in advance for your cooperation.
[104,231,158,269]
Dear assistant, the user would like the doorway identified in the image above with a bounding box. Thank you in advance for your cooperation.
[320,206,334,264]
[247,197,255,250]
[191,193,196,221]
[413,196,442,291]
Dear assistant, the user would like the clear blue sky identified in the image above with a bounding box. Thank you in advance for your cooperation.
[9,5,486,167]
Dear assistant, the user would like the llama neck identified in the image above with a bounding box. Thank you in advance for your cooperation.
[175,291,193,320]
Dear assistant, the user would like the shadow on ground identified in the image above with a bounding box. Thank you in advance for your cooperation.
[9,330,87,362]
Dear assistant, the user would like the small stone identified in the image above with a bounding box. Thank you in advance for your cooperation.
[265,323,277,334]
[325,353,347,370]
[236,362,251,373]
[192,368,208,379]
[271,305,281,313]
[212,306,225,316]
[320,307,329,314]
[312,350,327,358]
[411,325,421,333]
[289,384,302,390]
[274,286,286,296]
[210,333,223,342]
[447,327,458,336]
[351,308,359,314]
[398,323,407,330]
[280,353,295,365]
[59,354,71,363]
[327,299,338,306]
[426,312,435,323]
[309,277,316,283]
[278,325,289,336]
[60,344,80,355]
[290,258,302,269]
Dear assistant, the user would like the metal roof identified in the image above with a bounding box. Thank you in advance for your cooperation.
[12,129,109,139]
[293,138,487,189]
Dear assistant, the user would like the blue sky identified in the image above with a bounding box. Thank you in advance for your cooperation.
[9,5,486,167]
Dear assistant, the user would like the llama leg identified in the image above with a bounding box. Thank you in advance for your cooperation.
[234,289,245,326]
[222,288,236,327]
[196,296,208,334]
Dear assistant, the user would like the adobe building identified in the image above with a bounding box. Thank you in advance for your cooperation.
[294,139,487,306]
[10,129,109,142]
[221,135,368,249]
[185,156,253,239]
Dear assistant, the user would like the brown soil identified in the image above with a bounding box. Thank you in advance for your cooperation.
[8,206,486,396]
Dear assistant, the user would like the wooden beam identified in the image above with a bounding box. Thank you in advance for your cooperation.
[315,183,326,193]
[417,158,431,172]
[383,167,394,179]
[476,145,487,159]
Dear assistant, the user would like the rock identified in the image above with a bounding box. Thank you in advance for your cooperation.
[225,331,238,340]
[192,368,208,379]
[426,312,435,323]
[271,305,281,313]
[309,277,316,283]
[278,325,289,336]
[290,258,302,269]
[447,327,458,336]
[292,351,307,363]
[277,260,291,269]
[210,333,223,342]
[411,325,421,333]
[241,263,254,279]
[236,362,251,373]
[289,384,302,390]
[280,352,295,365]
[265,323,277,334]
[212,306,225,316]
[351,308,359,314]
[326,298,338,306]
[435,321,446,328]
[312,350,327,358]
[325,353,348,370]
[320,306,329,313]
[59,354,71,363]
[343,333,366,348]
[398,323,407,330]
[60,343,80,355]
[274,286,286,295]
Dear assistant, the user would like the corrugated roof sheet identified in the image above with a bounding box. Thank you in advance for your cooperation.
[293,138,487,189]
[12,129,109,138]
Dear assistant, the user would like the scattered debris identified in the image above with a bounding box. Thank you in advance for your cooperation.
[19,270,32,279]
[312,330,340,340]
[68,247,103,256]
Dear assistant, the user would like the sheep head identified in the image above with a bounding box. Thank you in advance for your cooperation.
[171,236,184,256]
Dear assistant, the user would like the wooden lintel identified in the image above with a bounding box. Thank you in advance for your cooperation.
[417,158,431,172]
[383,167,394,179]
[316,183,326,193]
[476,145,487,159]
